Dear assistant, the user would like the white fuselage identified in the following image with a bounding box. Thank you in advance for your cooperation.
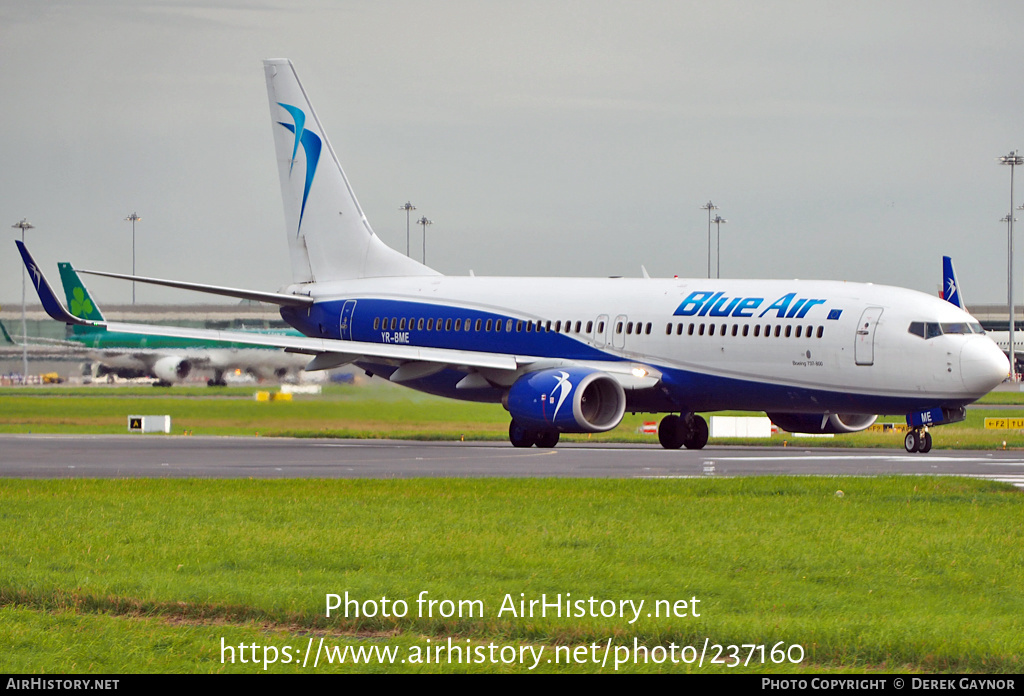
[280,275,1007,415]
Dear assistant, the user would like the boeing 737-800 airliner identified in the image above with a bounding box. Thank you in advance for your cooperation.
[18,59,1009,453]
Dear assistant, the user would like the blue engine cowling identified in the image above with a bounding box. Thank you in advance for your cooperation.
[767,412,877,434]
[506,367,626,433]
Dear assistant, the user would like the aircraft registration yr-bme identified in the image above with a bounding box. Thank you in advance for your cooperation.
[18,59,1009,454]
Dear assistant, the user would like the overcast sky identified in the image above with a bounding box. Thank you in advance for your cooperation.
[4,0,1024,307]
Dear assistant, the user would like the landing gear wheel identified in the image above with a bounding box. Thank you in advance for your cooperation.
[904,430,921,453]
[658,414,684,449]
[683,415,709,450]
[919,431,932,453]
[535,430,560,448]
[509,420,538,448]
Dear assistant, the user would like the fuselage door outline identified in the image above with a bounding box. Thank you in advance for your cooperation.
[855,306,883,366]
[339,299,357,341]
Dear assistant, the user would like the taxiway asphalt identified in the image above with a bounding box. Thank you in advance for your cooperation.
[2,434,1024,489]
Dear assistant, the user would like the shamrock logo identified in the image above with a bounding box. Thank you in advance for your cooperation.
[70,286,94,317]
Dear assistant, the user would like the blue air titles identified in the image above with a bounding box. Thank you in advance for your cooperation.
[674,291,827,319]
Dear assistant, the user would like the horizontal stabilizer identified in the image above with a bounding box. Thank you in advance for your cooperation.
[77,269,314,307]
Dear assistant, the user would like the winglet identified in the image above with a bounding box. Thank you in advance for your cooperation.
[15,241,99,326]
[942,256,964,309]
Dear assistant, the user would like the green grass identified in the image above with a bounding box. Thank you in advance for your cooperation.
[1,477,1022,673]
[4,384,1024,448]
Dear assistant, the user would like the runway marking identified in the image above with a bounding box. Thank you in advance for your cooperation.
[703,454,1024,464]
[638,473,1024,490]
[968,475,1024,490]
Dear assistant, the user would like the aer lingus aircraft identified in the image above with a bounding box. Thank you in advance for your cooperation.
[55,262,308,386]
[18,59,1009,453]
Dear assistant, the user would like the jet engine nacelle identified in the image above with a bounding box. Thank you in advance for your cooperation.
[152,356,192,383]
[506,367,626,433]
[767,412,877,434]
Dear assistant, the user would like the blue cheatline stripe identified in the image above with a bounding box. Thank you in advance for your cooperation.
[282,298,618,362]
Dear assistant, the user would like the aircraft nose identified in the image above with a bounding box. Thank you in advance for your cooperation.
[960,338,1009,394]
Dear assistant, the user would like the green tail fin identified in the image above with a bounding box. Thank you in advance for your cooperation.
[59,263,105,336]
[59,263,105,322]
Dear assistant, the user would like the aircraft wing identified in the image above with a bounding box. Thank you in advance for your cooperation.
[100,320,523,371]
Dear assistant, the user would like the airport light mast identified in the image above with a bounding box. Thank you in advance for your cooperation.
[125,212,141,304]
[713,214,728,279]
[11,218,34,383]
[701,201,718,279]
[399,201,416,257]
[999,151,1023,379]
[417,216,433,265]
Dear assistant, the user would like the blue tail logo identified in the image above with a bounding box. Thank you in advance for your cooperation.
[277,102,322,236]
[942,256,963,309]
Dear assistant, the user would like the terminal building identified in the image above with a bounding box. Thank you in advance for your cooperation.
[0,302,293,383]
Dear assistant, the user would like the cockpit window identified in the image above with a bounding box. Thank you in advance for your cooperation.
[910,321,987,339]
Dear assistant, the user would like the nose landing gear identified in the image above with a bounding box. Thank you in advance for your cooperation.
[904,428,932,453]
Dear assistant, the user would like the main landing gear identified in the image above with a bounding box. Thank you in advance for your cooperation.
[509,420,560,448]
[904,428,932,453]
[658,413,709,450]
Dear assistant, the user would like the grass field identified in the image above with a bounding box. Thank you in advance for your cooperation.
[2,384,1023,673]
[3,383,1024,448]
[1,477,1021,673]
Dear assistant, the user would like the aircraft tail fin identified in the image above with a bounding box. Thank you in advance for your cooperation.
[59,262,106,321]
[263,59,439,283]
[0,318,15,345]
[942,256,965,310]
